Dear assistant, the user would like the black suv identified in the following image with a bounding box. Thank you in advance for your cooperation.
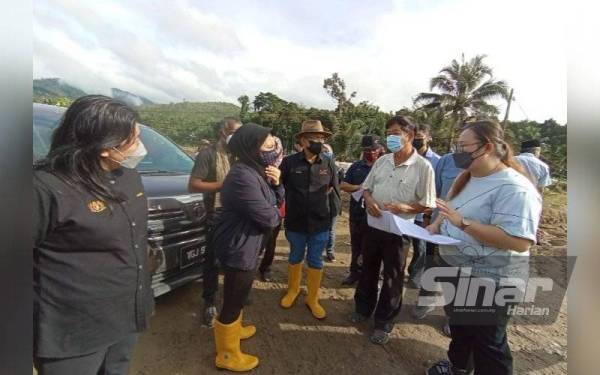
[33,103,207,297]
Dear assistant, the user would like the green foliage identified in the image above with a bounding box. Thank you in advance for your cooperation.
[34,78,87,100]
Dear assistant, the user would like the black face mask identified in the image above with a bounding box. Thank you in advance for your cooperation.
[307,141,323,155]
[452,144,485,169]
[412,139,425,150]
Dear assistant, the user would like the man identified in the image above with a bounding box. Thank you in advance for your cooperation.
[188,117,242,327]
[279,120,338,320]
[407,123,441,289]
[351,115,436,345]
[515,139,552,193]
[339,135,383,285]
[322,143,343,262]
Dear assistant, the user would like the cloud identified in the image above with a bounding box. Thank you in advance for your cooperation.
[33,0,566,123]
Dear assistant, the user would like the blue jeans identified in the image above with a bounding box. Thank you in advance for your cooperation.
[326,216,338,254]
[285,230,329,269]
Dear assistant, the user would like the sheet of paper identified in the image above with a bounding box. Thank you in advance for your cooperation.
[367,211,461,245]
[351,188,364,202]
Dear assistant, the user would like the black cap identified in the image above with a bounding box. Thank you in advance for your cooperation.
[361,135,381,150]
[521,139,541,148]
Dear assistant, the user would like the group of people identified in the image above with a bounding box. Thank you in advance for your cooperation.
[32,95,552,375]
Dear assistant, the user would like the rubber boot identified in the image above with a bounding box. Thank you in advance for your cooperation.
[280,263,303,308]
[214,314,259,372]
[305,267,326,319]
[239,311,256,340]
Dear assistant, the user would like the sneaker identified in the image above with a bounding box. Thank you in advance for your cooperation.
[369,329,390,345]
[341,273,360,286]
[203,305,218,328]
[260,270,272,282]
[325,252,336,262]
[425,360,471,375]
[349,311,368,324]
[412,304,435,320]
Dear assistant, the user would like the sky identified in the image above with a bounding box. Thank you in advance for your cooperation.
[33,0,566,123]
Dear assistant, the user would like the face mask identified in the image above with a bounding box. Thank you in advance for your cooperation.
[412,138,425,150]
[226,134,233,144]
[386,135,405,153]
[323,151,333,159]
[307,140,323,155]
[113,141,147,169]
[452,144,485,169]
[259,148,281,166]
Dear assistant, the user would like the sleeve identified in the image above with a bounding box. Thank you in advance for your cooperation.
[416,162,437,208]
[539,165,553,187]
[343,163,358,184]
[490,187,542,242]
[190,149,212,180]
[279,156,289,186]
[434,155,446,197]
[33,176,55,246]
[362,159,381,192]
[230,171,281,230]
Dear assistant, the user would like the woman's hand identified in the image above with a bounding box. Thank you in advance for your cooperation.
[436,198,462,227]
[265,166,281,186]
[425,222,440,235]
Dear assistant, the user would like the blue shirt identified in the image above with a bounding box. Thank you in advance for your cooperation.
[439,168,542,283]
[343,159,374,221]
[415,147,441,222]
[435,153,464,199]
[515,153,552,188]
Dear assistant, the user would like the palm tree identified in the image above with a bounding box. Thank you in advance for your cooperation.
[414,54,509,151]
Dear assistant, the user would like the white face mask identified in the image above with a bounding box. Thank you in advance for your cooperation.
[226,134,233,144]
[113,141,148,169]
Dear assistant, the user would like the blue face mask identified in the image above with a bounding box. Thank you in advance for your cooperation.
[386,135,405,153]
[323,151,333,159]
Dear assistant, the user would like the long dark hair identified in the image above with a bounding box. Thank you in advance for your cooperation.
[447,120,527,200]
[227,123,271,178]
[35,95,139,202]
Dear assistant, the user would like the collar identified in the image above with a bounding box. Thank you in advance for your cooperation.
[386,149,419,167]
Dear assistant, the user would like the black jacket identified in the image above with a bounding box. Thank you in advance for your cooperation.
[212,163,283,270]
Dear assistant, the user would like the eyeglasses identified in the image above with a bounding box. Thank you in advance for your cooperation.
[455,142,483,153]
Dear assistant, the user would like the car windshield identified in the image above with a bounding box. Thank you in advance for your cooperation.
[33,104,195,175]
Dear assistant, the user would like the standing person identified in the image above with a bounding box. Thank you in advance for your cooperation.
[210,123,283,372]
[425,120,542,375]
[515,139,553,193]
[407,123,441,289]
[196,138,211,156]
[339,135,383,285]
[257,135,285,282]
[279,119,338,320]
[351,115,436,345]
[322,143,343,262]
[188,117,242,327]
[33,95,154,375]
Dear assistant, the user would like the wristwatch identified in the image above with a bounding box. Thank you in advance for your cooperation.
[459,217,473,231]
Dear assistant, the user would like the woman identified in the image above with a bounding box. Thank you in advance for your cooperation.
[425,120,542,375]
[33,95,153,375]
[211,123,283,372]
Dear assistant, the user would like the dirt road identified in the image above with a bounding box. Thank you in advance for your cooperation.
[130,197,568,375]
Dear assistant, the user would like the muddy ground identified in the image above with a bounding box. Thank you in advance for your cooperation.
[130,192,568,375]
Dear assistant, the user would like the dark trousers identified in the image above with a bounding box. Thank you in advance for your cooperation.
[219,266,256,324]
[439,258,514,375]
[354,227,407,332]
[348,218,367,275]
[258,223,282,274]
[34,334,138,375]
[202,212,221,305]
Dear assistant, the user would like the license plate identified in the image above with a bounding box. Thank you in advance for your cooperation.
[180,244,204,269]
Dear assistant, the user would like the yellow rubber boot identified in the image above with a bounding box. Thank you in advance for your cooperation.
[305,267,326,319]
[214,314,259,372]
[239,311,256,340]
[280,263,303,308]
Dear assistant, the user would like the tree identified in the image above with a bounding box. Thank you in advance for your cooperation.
[323,73,357,127]
[414,54,509,151]
[237,95,250,119]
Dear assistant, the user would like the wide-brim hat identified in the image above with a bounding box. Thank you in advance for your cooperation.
[295,119,333,139]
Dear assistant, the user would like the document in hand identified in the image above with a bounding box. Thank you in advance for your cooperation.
[367,210,461,245]
[351,188,364,202]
